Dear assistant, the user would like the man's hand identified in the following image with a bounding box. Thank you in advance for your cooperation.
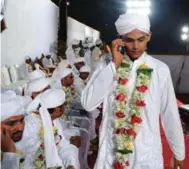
[112,39,125,69]
[173,158,185,169]
[1,126,16,153]
[70,136,82,148]
[67,165,75,169]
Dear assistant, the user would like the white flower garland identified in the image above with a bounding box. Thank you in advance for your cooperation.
[113,58,153,169]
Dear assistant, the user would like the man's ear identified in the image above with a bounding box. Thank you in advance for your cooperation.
[147,32,152,42]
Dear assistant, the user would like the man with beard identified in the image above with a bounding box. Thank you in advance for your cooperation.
[1,94,35,169]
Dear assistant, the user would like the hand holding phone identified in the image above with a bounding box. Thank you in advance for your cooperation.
[112,39,125,69]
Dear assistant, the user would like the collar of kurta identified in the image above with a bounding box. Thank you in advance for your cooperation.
[125,52,147,65]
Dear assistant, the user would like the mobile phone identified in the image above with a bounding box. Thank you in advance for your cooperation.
[118,46,126,55]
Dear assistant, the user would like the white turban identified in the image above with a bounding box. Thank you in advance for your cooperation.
[80,65,91,73]
[57,60,69,69]
[82,42,88,48]
[51,60,70,81]
[1,90,16,103]
[28,69,46,81]
[71,39,80,45]
[25,56,31,60]
[38,89,65,168]
[1,96,25,121]
[27,78,50,95]
[46,52,51,56]
[73,57,85,64]
[58,68,72,80]
[86,37,93,43]
[96,39,102,45]
[115,13,150,35]
[88,43,95,48]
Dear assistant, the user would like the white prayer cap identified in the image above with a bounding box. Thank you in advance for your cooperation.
[71,39,80,45]
[1,90,16,103]
[80,65,91,73]
[58,68,72,80]
[46,52,51,56]
[37,89,65,168]
[82,42,88,48]
[96,39,102,45]
[86,37,93,43]
[27,78,50,95]
[40,89,65,108]
[88,43,95,48]
[57,60,69,69]
[1,96,25,121]
[73,57,85,64]
[25,56,31,60]
[115,13,150,35]
[28,69,46,81]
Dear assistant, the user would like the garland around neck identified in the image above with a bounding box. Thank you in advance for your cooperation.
[113,55,153,169]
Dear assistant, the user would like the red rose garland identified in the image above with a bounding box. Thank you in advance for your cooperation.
[114,60,153,169]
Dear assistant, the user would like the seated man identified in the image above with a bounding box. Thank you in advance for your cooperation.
[74,65,100,141]
[74,65,91,96]
[66,39,81,65]
[31,89,80,169]
[72,58,85,77]
[25,77,51,113]
[26,77,50,99]
[1,94,39,169]
[51,68,91,169]
[25,56,34,73]
[42,54,55,68]
[27,69,46,82]
[52,67,89,127]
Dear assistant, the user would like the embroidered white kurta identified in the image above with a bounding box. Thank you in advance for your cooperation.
[1,153,20,169]
[15,114,80,169]
[81,53,185,169]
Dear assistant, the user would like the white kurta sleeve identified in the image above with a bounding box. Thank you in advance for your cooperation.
[74,78,83,96]
[1,152,20,169]
[58,138,80,169]
[66,48,76,65]
[160,69,185,161]
[81,62,116,111]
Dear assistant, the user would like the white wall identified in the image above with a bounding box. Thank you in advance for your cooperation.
[152,55,189,93]
[67,17,100,45]
[1,0,59,66]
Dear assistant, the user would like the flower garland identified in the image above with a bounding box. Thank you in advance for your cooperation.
[62,86,78,109]
[34,124,62,169]
[73,48,80,58]
[113,58,153,169]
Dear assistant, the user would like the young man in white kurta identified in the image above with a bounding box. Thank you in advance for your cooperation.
[81,13,185,169]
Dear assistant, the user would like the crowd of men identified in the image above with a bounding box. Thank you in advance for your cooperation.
[1,37,110,169]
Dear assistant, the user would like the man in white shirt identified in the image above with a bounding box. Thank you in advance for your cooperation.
[91,39,106,73]
[42,54,54,68]
[74,65,91,96]
[66,39,81,65]
[81,13,185,169]
[1,94,38,169]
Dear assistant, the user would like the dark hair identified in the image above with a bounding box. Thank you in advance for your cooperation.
[47,108,54,114]
[38,104,54,114]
